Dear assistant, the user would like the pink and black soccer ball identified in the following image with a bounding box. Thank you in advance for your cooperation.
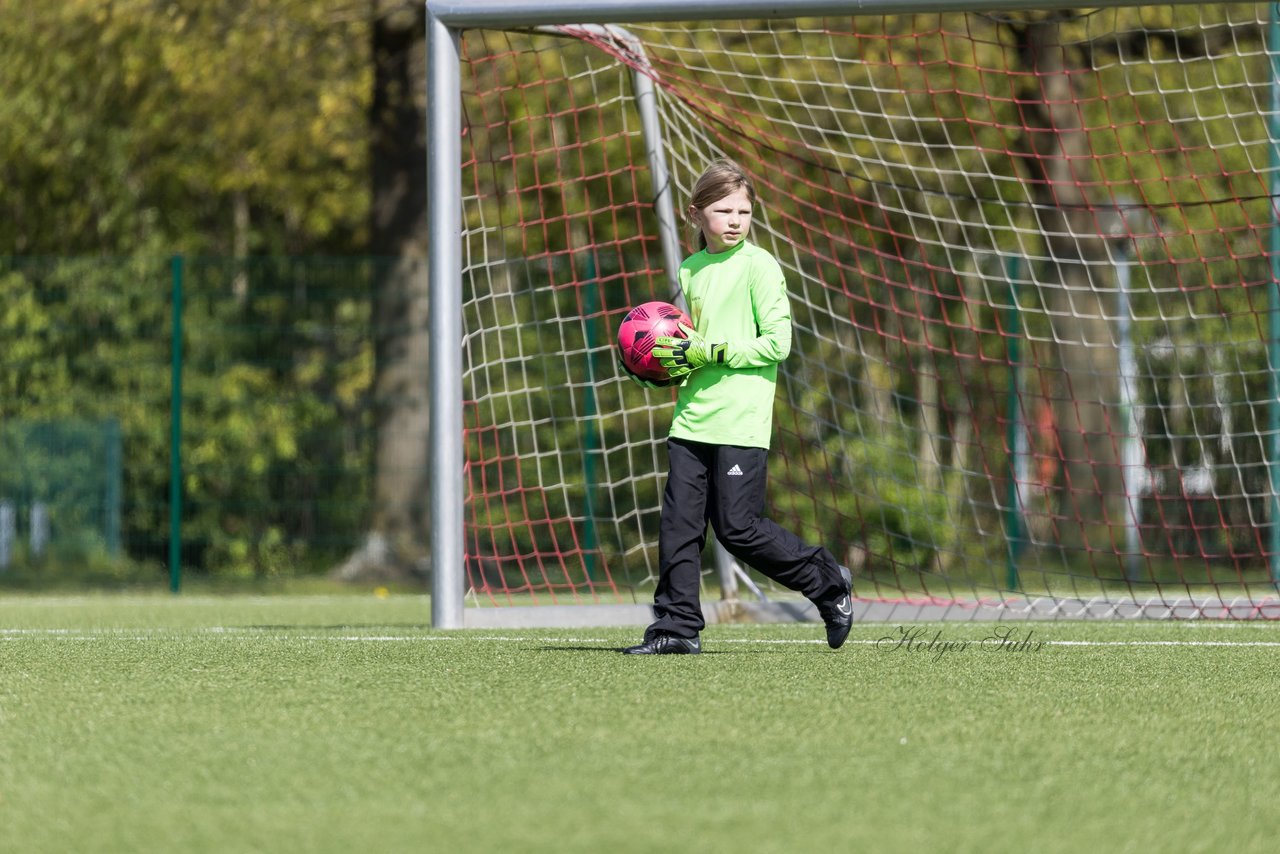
[616,301,692,382]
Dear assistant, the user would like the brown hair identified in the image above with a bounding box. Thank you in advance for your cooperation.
[686,158,757,250]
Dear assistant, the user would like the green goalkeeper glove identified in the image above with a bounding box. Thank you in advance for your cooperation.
[618,356,682,389]
[651,323,728,379]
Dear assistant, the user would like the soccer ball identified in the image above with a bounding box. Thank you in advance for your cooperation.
[616,300,692,381]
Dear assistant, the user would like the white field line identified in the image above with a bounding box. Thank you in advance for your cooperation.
[1,628,1280,648]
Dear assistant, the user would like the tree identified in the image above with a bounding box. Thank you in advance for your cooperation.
[332,1,432,582]
[1005,14,1125,553]
[0,0,369,256]
[0,1,377,578]
[1004,9,1266,558]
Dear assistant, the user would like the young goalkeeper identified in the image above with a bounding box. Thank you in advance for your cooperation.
[620,158,853,655]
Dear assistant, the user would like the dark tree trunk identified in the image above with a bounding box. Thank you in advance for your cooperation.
[333,2,430,583]
[1011,17,1124,555]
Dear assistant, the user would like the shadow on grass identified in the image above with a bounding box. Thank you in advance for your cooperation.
[242,623,430,631]
[535,645,788,655]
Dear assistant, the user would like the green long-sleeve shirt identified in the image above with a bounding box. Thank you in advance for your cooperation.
[669,239,792,449]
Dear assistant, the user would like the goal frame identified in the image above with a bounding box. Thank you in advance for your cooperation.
[425,0,1264,629]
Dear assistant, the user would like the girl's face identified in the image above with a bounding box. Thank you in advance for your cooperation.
[692,187,753,254]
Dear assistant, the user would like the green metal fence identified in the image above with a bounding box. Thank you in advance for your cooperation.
[0,256,390,585]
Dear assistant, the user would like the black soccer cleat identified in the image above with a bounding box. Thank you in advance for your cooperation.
[622,633,702,655]
[817,565,855,650]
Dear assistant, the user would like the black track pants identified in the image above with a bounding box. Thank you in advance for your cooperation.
[646,437,846,639]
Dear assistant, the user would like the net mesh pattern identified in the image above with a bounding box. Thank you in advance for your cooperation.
[457,7,1280,617]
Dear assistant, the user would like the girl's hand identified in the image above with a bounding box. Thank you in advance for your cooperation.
[618,356,682,389]
[652,323,727,377]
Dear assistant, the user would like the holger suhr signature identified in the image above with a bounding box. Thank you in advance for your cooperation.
[875,625,1046,660]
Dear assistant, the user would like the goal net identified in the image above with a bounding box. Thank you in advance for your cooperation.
[444,2,1280,623]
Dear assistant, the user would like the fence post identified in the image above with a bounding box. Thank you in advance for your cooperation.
[581,251,600,581]
[30,502,49,559]
[169,255,184,593]
[104,418,122,556]
[1270,2,1280,585]
[1004,254,1024,591]
[0,501,13,571]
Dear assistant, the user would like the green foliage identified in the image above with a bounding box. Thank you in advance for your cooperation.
[456,12,1280,591]
[772,414,952,572]
[0,2,376,581]
[180,258,378,577]
[0,419,122,566]
[0,257,377,581]
[4,7,1280,588]
[0,0,369,255]
[0,258,172,574]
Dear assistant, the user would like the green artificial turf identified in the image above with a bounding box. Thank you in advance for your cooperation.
[1,594,1277,853]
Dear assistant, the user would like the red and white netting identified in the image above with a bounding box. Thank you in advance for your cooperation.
[457,6,1280,618]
